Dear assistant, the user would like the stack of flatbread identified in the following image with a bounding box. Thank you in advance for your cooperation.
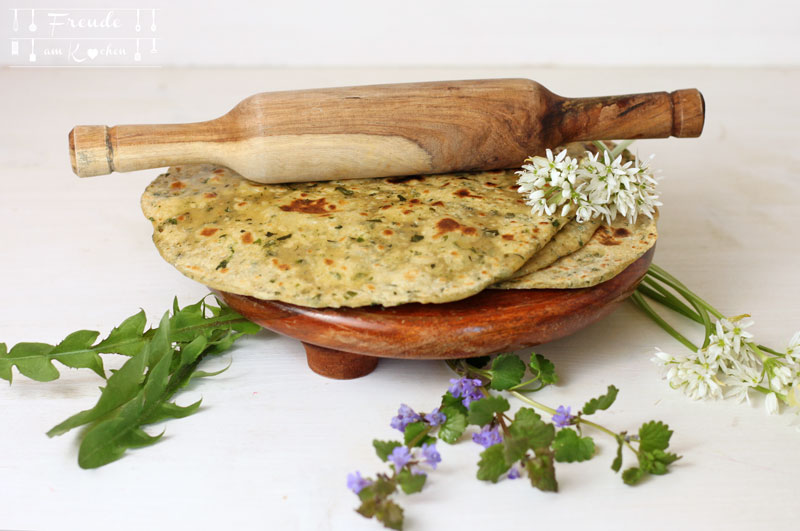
[141,145,657,308]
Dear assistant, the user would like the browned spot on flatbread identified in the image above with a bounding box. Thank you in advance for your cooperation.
[410,199,421,204]
[204,192,217,198]
[435,218,477,237]
[432,201,444,207]
[596,227,622,246]
[170,181,186,189]
[502,234,514,240]
[241,232,253,244]
[200,227,218,237]
[454,188,483,199]
[324,259,334,265]
[484,182,497,187]
[381,204,392,210]
[614,227,631,237]
[212,168,225,174]
[383,229,394,236]
[280,198,329,214]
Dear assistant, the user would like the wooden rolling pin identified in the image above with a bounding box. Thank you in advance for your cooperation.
[69,79,704,184]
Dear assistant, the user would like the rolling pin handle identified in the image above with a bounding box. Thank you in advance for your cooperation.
[670,89,705,138]
[69,125,113,177]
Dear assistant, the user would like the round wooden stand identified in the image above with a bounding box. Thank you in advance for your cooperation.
[216,248,654,379]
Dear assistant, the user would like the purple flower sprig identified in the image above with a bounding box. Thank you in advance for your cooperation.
[552,405,575,428]
[449,377,485,407]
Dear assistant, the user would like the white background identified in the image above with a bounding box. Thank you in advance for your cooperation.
[2,2,800,531]
[3,0,800,67]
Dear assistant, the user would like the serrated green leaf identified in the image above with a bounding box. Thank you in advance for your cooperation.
[47,341,150,437]
[95,310,147,356]
[440,391,468,415]
[187,361,231,383]
[639,449,680,476]
[638,421,673,453]
[467,396,509,426]
[582,385,619,416]
[553,428,595,463]
[529,353,558,385]
[503,436,530,464]
[148,399,202,423]
[397,468,427,494]
[622,466,645,485]
[375,499,404,531]
[49,330,105,378]
[403,421,433,447]
[477,443,511,483]
[5,343,59,382]
[438,406,467,444]
[373,440,403,462]
[357,497,378,518]
[526,448,558,492]
[489,354,526,390]
[0,343,10,382]
[611,437,624,472]
[508,408,555,449]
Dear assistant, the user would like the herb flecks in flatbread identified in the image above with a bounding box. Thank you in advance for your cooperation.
[142,165,568,308]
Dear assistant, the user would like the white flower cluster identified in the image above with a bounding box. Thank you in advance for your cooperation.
[516,148,661,224]
[652,317,800,415]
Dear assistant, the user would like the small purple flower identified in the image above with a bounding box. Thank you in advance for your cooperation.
[347,471,372,494]
[390,403,422,432]
[448,377,484,407]
[409,466,427,476]
[388,446,413,471]
[552,405,574,428]
[507,466,521,480]
[472,425,503,448]
[420,442,441,470]
[424,407,446,427]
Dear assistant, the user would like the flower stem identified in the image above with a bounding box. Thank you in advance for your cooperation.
[630,292,699,352]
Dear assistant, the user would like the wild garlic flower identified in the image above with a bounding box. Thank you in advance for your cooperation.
[652,349,722,400]
[786,331,800,363]
[516,147,661,225]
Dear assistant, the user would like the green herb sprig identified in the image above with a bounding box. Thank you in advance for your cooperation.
[349,353,678,530]
[0,296,259,468]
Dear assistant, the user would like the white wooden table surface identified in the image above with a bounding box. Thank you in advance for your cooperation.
[1,67,798,530]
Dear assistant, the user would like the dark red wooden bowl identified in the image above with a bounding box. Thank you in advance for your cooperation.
[215,247,654,379]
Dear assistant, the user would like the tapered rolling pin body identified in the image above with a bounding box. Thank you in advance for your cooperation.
[69,79,704,184]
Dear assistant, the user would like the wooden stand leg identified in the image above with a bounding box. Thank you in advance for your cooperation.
[302,342,379,379]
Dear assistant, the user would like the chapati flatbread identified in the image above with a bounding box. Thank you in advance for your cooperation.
[509,217,602,278]
[142,165,568,308]
[494,214,657,289]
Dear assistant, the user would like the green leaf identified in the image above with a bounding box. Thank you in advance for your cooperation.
[611,437,624,472]
[47,342,150,437]
[508,408,555,449]
[397,468,427,494]
[639,449,680,475]
[0,343,10,382]
[467,396,509,426]
[526,448,558,492]
[373,440,403,462]
[440,390,467,413]
[622,466,645,485]
[5,343,59,382]
[95,310,147,356]
[503,436,530,464]
[529,353,558,385]
[581,385,619,415]
[553,428,595,463]
[403,421,432,447]
[638,421,673,453]
[476,443,511,483]
[50,330,105,378]
[489,354,526,390]
[438,406,467,444]
[375,499,404,531]
[148,399,202,423]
